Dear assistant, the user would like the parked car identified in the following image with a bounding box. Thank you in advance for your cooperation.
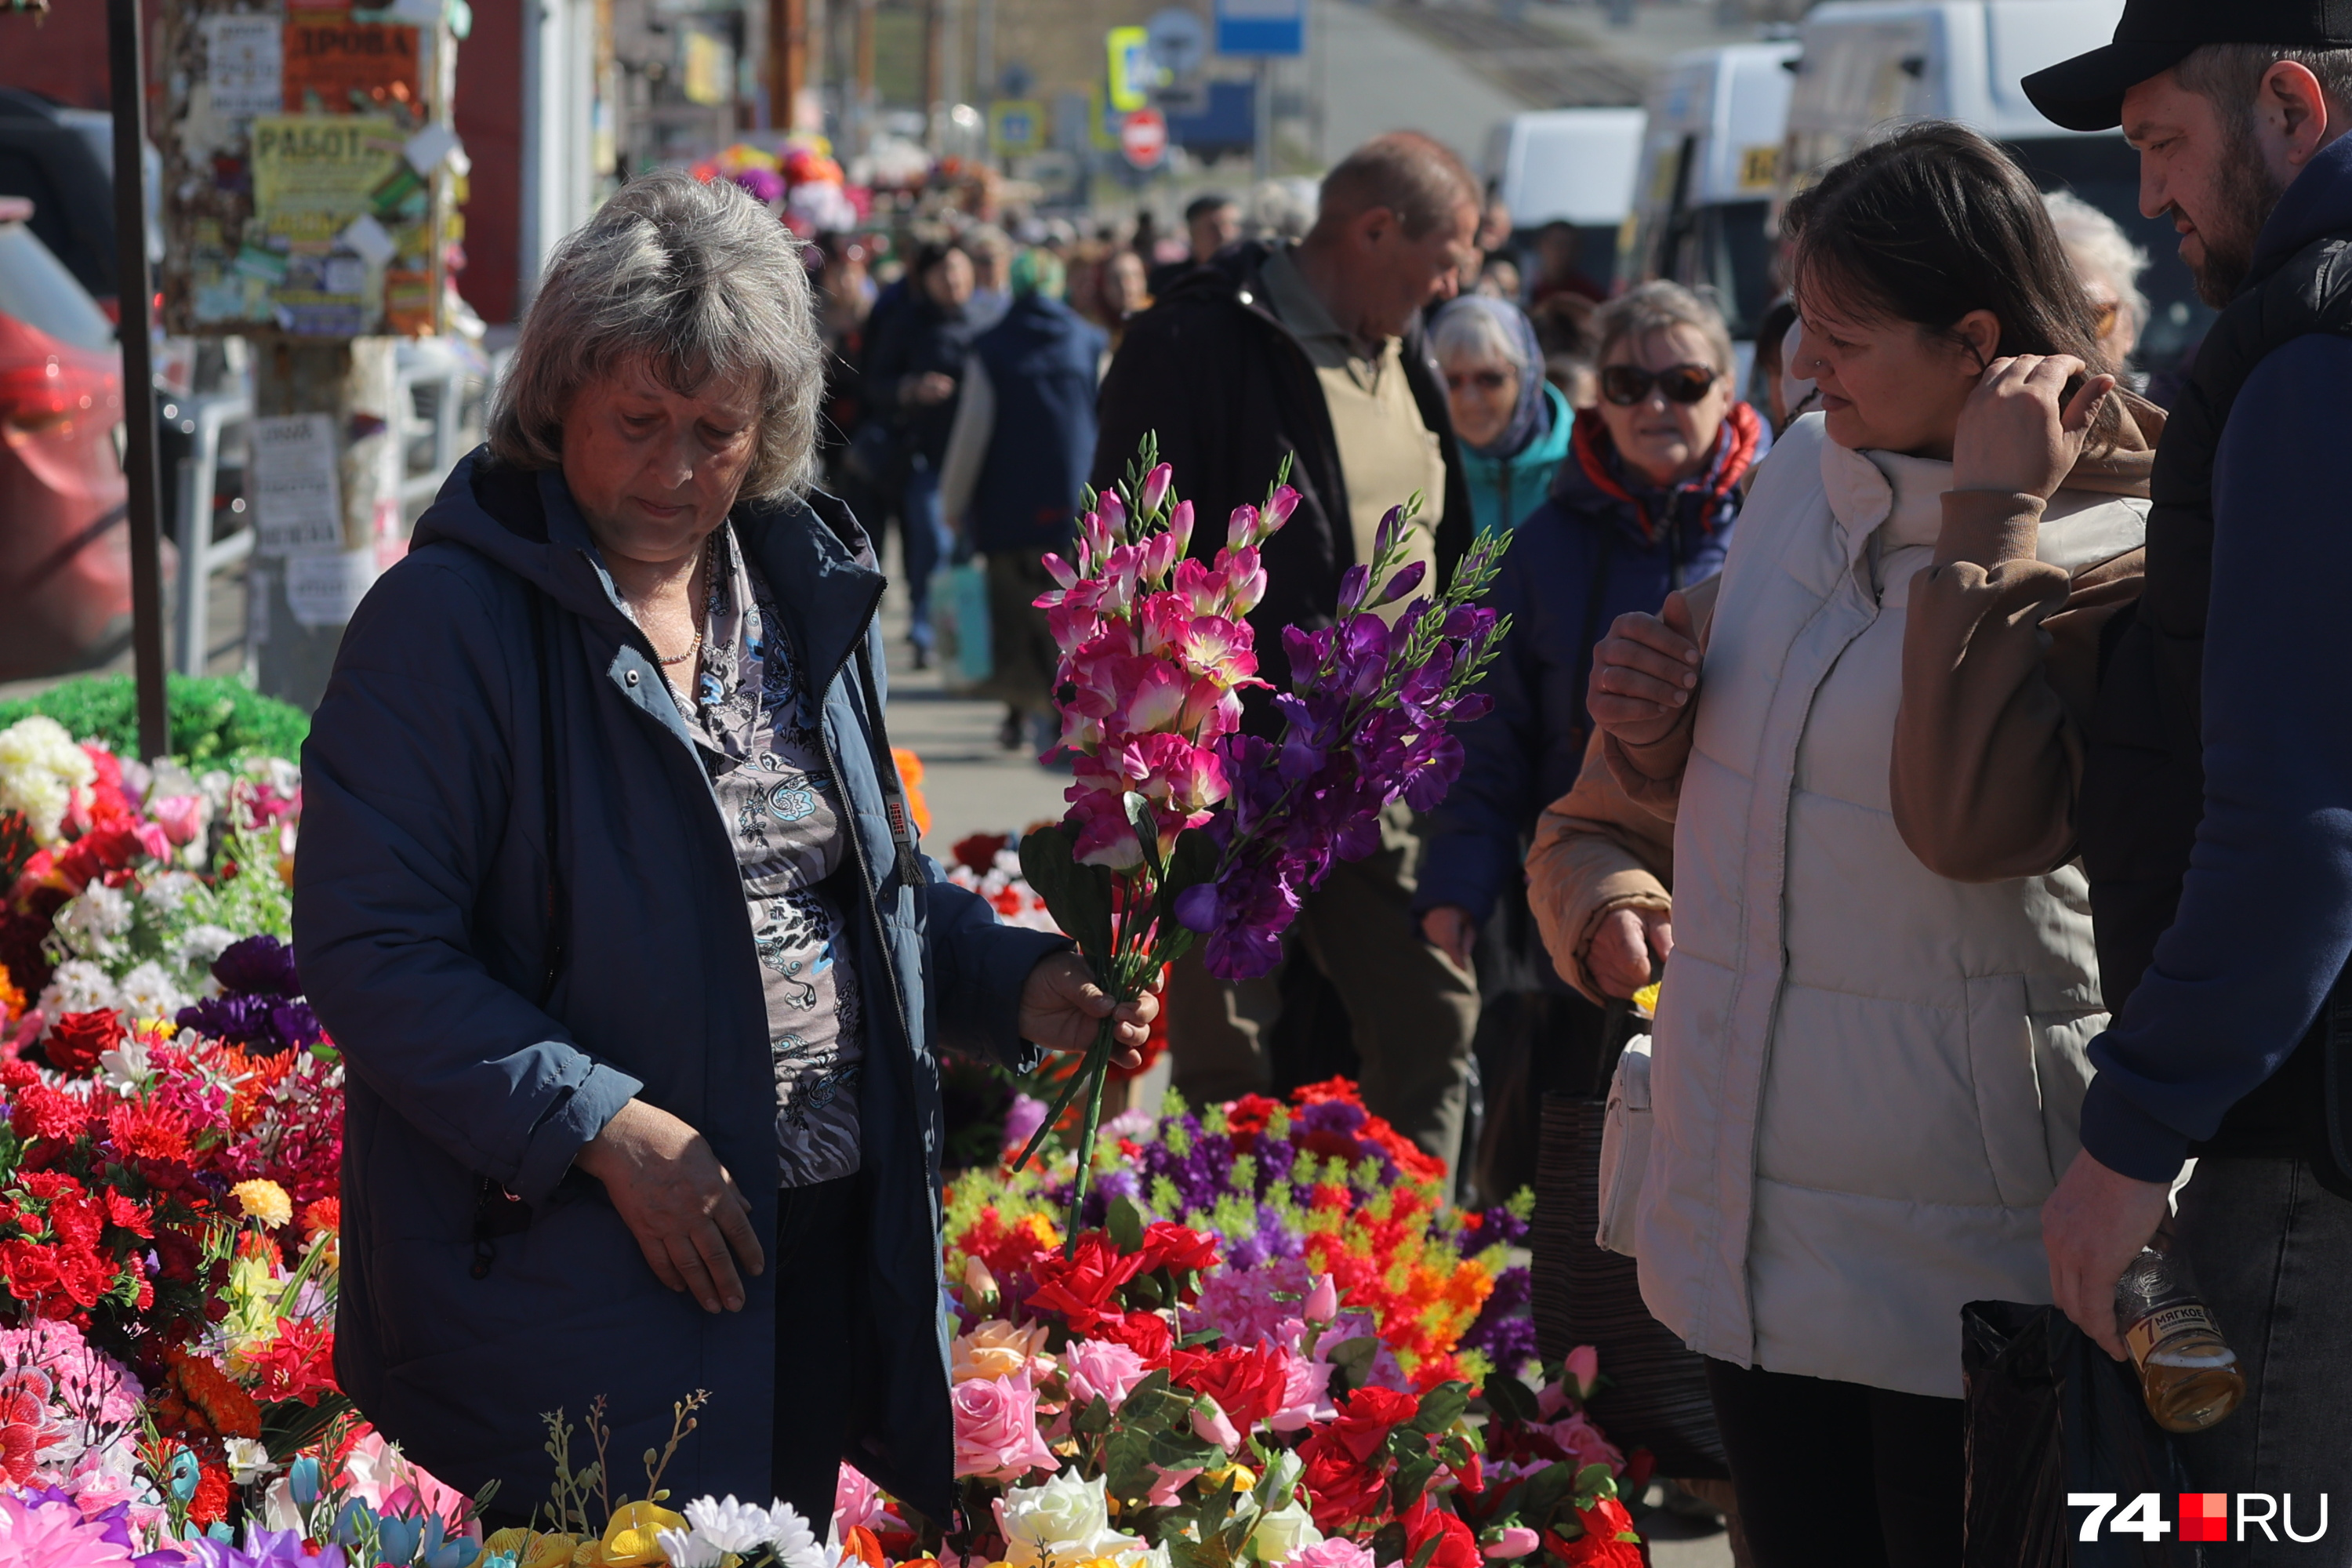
[1621,41,1799,383]
[0,89,129,312]
[0,195,145,681]
[1484,108,1647,296]
[1780,0,2214,377]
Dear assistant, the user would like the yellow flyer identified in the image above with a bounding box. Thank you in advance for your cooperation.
[249,115,403,245]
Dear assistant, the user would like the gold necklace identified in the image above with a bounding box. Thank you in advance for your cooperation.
[652,533,717,668]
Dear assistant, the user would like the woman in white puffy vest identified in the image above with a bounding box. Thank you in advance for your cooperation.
[1572,122,2164,1567]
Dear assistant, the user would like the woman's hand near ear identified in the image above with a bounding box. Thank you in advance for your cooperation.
[1951,354,2117,501]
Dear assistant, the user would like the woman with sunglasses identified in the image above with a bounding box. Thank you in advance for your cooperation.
[1430,295,1574,539]
[1564,122,2159,1566]
[1415,283,1762,1120]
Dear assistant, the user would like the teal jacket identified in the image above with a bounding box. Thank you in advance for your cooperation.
[1457,381,1573,539]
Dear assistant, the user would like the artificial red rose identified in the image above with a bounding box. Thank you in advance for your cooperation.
[1399,1496,1481,1568]
[1135,1220,1220,1276]
[1549,1499,1643,1567]
[1327,1384,1421,1465]
[1169,1342,1290,1431]
[1298,1429,1390,1531]
[1097,1309,1175,1364]
[1026,1232,1148,1333]
[43,1010,123,1076]
[1223,1093,1281,1152]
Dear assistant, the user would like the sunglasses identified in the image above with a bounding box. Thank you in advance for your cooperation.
[1600,362,1719,407]
[1446,368,1514,393]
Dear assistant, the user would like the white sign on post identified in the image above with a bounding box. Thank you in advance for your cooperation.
[201,16,285,122]
[286,548,380,628]
[251,414,344,555]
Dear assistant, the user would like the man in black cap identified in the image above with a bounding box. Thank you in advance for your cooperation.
[2024,1,2352,1521]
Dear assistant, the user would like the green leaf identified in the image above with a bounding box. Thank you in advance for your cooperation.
[1019,823,1116,964]
[1109,1194,1149,1254]
[1403,1532,1442,1568]
[1323,1336,1378,1396]
[1515,1462,1577,1524]
[1483,1373,1541,1426]
[1406,1385,1469,1437]
[1074,1394,1114,1438]
[1391,1452,1439,1515]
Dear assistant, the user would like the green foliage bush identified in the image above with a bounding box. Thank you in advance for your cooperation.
[0,674,308,764]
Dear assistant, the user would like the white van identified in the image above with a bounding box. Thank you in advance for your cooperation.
[1783,1,2212,374]
[1621,41,1800,359]
[1484,108,1646,296]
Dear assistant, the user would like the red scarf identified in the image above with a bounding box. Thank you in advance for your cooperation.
[1569,398,1763,544]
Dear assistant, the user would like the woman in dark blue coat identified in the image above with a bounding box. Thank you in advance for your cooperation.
[1415,281,1761,981]
[292,173,1149,1530]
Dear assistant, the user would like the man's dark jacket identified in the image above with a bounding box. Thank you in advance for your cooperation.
[2077,132,2352,1189]
[1091,241,1473,667]
[970,293,1107,554]
[295,453,1063,1518]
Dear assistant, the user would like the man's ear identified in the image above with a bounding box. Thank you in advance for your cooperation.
[1352,205,1396,249]
[2260,59,2336,167]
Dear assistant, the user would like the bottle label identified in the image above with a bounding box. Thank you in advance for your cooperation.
[2125,1301,2217,1367]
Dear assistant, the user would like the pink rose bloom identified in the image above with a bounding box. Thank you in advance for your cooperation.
[952,1370,1057,1481]
[150,795,205,847]
[1065,1339,1150,1412]
[1265,1342,1335,1432]
[1145,1465,1202,1508]
[1190,1398,1243,1453]
[835,1461,905,1538]
[1483,1527,1541,1559]
[1290,1541,1377,1568]
[1565,1345,1600,1403]
[1538,1412,1625,1476]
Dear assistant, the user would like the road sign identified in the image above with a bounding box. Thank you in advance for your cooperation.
[1214,0,1303,57]
[1147,7,1208,79]
[1108,26,1156,112]
[1121,108,1169,169]
[989,100,1045,156]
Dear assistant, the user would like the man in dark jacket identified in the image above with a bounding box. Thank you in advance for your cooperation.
[1091,131,1485,1181]
[941,249,1109,752]
[2025,4,2352,1512]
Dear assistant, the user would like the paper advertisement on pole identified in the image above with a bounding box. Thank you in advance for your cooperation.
[250,413,345,555]
[202,16,285,123]
[281,22,423,115]
[286,548,380,628]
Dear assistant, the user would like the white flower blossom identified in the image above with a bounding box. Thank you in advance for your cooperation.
[141,870,201,919]
[223,1437,275,1486]
[657,1526,726,1568]
[768,1501,833,1568]
[115,962,190,1023]
[0,715,95,844]
[174,924,239,971]
[683,1497,778,1555]
[50,884,133,961]
[99,1035,153,1093]
[38,959,119,1018]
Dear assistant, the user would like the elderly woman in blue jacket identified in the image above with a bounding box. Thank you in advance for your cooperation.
[1431,296,1573,538]
[292,172,1150,1530]
[1416,281,1760,975]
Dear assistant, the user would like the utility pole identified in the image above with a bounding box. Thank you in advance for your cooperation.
[108,0,170,762]
[769,0,806,133]
[854,0,875,154]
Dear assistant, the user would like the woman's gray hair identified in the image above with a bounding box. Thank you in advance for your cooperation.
[1592,281,1734,379]
[488,170,823,504]
[1431,296,1534,371]
[2042,188,2150,347]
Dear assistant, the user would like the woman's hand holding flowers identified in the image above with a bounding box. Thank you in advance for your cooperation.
[1018,952,1158,1069]
[1949,353,2115,505]
[576,1098,765,1315]
[1584,907,1674,1000]
[1588,590,1701,750]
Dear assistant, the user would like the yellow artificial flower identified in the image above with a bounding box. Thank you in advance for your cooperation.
[1203,1464,1255,1494]
[484,1530,583,1568]
[231,1179,294,1228]
[1632,981,1661,1016]
[598,1501,688,1567]
[953,1319,1054,1383]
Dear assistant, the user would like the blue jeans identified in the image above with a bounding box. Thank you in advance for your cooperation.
[2174,1157,2352,1566]
[898,463,951,652]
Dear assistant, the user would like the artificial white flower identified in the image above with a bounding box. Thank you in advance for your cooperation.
[682,1497,776,1555]
[140,870,201,918]
[223,1437,275,1486]
[657,1526,726,1568]
[1248,1501,1323,1564]
[37,958,119,1018]
[115,961,190,1023]
[768,1501,833,1568]
[99,1035,153,1093]
[175,924,239,971]
[999,1473,1146,1568]
[50,884,133,961]
[0,715,95,844]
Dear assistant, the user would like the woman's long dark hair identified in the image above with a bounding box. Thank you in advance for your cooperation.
[1780,121,2120,445]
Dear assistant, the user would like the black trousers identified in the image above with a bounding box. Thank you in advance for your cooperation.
[773,1173,865,1530]
[1704,1359,1964,1568]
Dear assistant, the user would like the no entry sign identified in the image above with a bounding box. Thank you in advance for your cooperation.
[1121,108,1168,169]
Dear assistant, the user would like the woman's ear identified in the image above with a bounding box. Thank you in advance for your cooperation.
[1953,309,2002,372]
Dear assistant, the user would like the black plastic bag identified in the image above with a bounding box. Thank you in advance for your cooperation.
[1961,1301,2203,1568]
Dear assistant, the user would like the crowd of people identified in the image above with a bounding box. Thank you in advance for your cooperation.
[783,2,2352,1562]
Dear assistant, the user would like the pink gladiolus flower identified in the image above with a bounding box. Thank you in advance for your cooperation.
[1143,532,1182,586]
[1140,463,1173,515]
[1167,499,1195,556]
[1484,1527,1541,1559]
[1219,546,1269,615]
[1227,504,1260,552]
[1080,510,1115,569]
[1043,554,1080,591]
[1263,485,1299,531]
[1176,615,1256,685]
[1065,1339,1151,1411]
[1107,658,1189,737]
[1065,788,1145,869]
[952,1369,1058,1480]
[151,794,205,847]
[1099,491,1128,534]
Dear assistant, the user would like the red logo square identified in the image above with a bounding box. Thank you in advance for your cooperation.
[2180,1494,2230,1543]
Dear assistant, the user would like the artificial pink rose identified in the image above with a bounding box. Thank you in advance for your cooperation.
[952,1370,1057,1481]
[1290,1541,1377,1568]
[1304,1273,1339,1325]
[131,821,172,862]
[1145,1465,1203,1508]
[149,795,205,847]
[1564,1345,1600,1403]
[1065,1339,1150,1412]
[1483,1527,1541,1559]
[1190,1397,1243,1453]
[1265,1343,1336,1433]
[835,1461,906,1537]
[1538,1412,1625,1476]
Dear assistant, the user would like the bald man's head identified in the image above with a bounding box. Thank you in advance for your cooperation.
[1312,132,1480,241]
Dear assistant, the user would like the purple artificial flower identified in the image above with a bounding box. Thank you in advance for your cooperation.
[212,934,302,997]
[1004,1094,1049,1154]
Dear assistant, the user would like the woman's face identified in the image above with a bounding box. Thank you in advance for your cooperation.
[1106,252,1148,311]
[1595,325,1731,488]
[1444,349,1521,450]
[561,358,761,567]
[924,250,975,309]
[1795,296,1994,459]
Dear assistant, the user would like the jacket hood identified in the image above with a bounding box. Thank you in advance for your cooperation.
[1553,399,1763,548]
[2249,130,2352,291]
[1461,380,1573,477]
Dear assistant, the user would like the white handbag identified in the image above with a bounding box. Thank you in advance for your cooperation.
[1594,1035,1653,1258]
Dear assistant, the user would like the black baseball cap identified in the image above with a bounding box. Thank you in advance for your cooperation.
[2022,0,2352,132]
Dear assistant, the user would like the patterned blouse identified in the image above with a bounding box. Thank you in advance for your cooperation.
[652,521,864,1188]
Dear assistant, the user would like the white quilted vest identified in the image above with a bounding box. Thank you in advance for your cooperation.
[1635,414,2148,1398]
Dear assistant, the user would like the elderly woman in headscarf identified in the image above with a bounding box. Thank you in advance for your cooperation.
[1431,294,1573,538]
[292,172,1152,1530]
